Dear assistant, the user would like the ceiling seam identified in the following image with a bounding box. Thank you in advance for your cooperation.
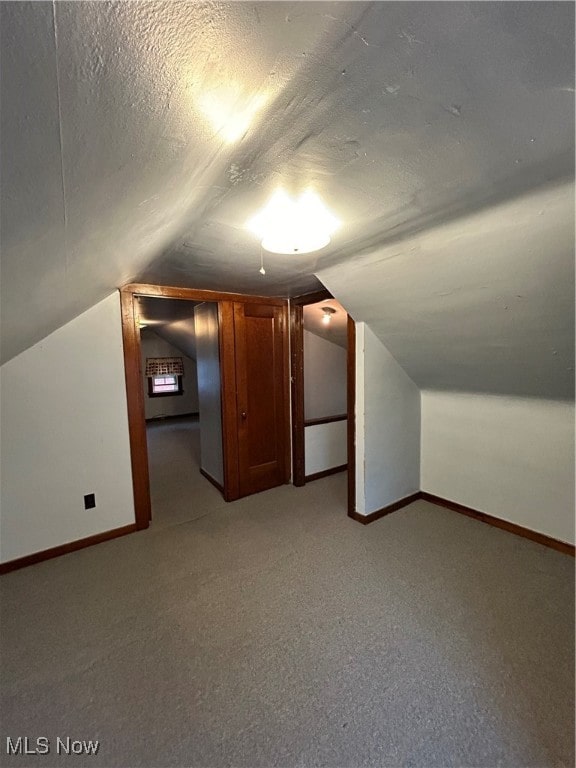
[51,0,69,288]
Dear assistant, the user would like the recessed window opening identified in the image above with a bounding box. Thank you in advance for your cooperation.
[148,373,183,396]
[145,356,185,398]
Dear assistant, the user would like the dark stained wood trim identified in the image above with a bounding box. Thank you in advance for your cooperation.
[0,524,139,575]
[123,283,291,512]
[305,464,348,483]
[281,302,292,484]
[347,487,575,556]
[290,303,305,486]
[120,289,152,529]
[290,289,340,489]
[218,301,240,502]
[347,315,356,518]
[122,284,291,510]
[291,289,333,306]
[348,492,421,525]
[304,413,347,427]
[199,468,225,495]
[421,492,575,556]
[123,283,286,306]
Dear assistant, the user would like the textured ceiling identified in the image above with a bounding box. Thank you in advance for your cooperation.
[1,1,574,399]
[320,181,574,399]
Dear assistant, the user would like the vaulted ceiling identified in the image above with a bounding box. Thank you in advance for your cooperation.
[137,297,200,360]
[1,2,574,398]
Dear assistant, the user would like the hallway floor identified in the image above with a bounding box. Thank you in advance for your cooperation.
[1,425,574,767]
[147,415,225,530]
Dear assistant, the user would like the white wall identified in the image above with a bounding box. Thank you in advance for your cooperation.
[304,330,347,420]
[305,420,347,477]
[0,293,135,563]
[421,391,575,544]
[194,303,223,486]
[355,323,421,515]
[140,328,199,419]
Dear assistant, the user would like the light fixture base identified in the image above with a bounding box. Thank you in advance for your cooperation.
[261,233,331,255]
[247,189,340,256]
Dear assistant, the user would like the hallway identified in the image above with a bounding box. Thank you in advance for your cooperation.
[147,416,224,530]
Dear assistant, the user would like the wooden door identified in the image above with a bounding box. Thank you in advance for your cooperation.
[233,301,290,497]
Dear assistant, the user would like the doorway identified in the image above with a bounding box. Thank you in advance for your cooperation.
[120,284,291,530]
[290,290,355,514]
[136,295,223,528]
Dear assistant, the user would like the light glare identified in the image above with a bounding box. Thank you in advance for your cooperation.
[197,85,267,144]
[247,189,340,254]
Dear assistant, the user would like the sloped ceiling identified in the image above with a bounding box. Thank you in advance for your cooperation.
[319,181,574,399]
[137,297,200,360]
[1,1,574,399]
[304,299,348,348]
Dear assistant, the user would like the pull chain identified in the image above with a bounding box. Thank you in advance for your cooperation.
[259,245,266,276]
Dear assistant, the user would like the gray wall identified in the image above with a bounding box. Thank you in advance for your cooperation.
[304,330,347,421]
[0,293,135,563]
[355,323,421,515]
[194,303,223,486]
[421,391,575,544]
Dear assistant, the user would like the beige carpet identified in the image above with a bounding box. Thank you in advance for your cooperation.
[1,417,574,767]
[147,416,226,529]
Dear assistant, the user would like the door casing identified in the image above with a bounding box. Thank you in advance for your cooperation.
[289,290,356,516]
[120,283,289,529]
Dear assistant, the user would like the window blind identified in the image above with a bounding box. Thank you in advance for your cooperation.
[145,357,184,376]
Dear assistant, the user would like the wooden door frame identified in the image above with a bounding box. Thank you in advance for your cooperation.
[289,290,355,513]
[120,283,288,529]
[346,314,356,518]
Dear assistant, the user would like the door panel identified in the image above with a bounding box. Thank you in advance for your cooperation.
[234,302,289,497]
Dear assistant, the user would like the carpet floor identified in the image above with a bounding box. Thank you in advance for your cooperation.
[1,418,574,767]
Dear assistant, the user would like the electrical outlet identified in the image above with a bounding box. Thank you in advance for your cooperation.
[84,493,96,510]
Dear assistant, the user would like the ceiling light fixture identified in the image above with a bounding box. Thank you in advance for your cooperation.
[321,307,336,325]
[247,189,340,254]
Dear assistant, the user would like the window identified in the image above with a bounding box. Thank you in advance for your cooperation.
[148,374,183,396]
[145,357,184,398]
